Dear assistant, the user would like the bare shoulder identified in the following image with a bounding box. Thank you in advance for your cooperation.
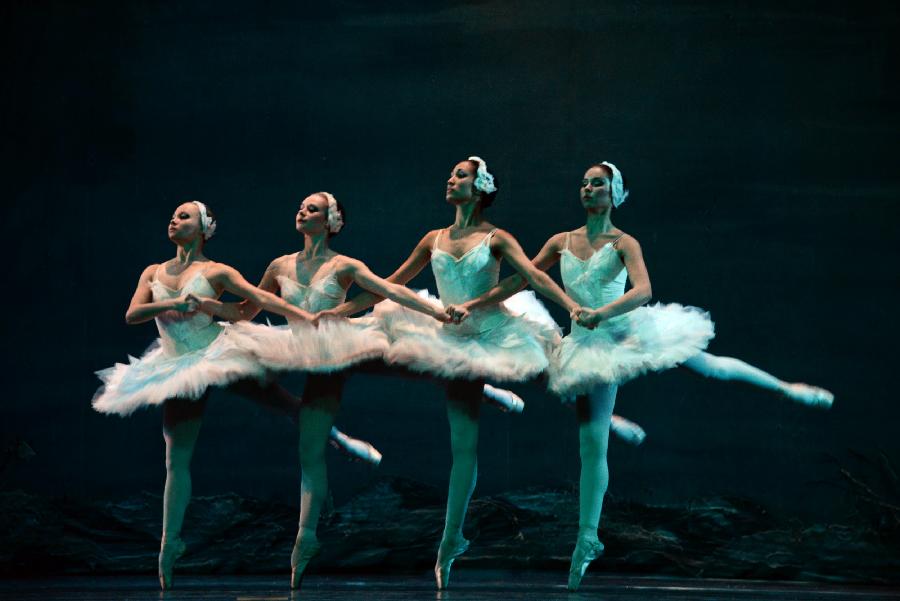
[331,253,365,275]
[544,231,569,251]
[491,228,520,245]
[615,232,643,253]
[419,229,441,247]
[265,254,293,274]
[139,263,160,279]
[202,260,238,280]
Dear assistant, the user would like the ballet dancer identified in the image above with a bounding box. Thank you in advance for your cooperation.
[448,162,833,589]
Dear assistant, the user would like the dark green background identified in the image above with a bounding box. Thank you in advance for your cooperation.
[4,1,897,523]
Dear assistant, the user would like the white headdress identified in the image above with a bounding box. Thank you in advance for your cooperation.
[467,156,497,194]
[319,192,344,234]
[191,200,217,240]
[600,161,629,208]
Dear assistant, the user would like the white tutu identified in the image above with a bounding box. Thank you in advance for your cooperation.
[375,289,561,382]
[92,329,264,417]
[222,316,389,373]
[549,302,715,396]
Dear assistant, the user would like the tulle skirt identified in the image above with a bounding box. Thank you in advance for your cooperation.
[549,302,715,397]
[374,290,561,382]
[222,316,389,373]
[92,330,265,417]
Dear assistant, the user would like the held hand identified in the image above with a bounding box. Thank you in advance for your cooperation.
[434,307,454,324]
[187,294,218,316]
[444,303,470,325]
[575,308,603,329]
[569,306,584,325]
[313,309,346,327]
[286,307,316,325]
[173,295,200,313]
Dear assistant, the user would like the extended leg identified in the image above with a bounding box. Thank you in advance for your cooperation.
[353,360,525,414]
[610,414,646,445]
[229,376,381,465]
[681,352,833,408]
[569,383,618,591]
[159,394,207,590]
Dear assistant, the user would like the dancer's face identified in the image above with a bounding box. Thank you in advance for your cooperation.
[296,194,329,235]
[168,203,204,244]
[445,161,478,205]
[580,166,613,210]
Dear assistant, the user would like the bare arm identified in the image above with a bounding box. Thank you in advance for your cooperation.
[197,261,280,322]
[580,235,652,326]
[341,258,449,322]
[460,232,566,312]
[491,230,580,314]
[125,264,197,324]
[327,231,437,317]
[204,263,313,322]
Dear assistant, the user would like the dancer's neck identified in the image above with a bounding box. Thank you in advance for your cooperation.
[585,207,615,240]
[452,201,483,229]
[174,239,205,265]
[299,231,331,261]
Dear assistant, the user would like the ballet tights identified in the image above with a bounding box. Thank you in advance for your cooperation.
[161,395,208,544]
[682,352,788,393]
[441,379,483,544]
[575,383,618,543]
[295,374,344,544]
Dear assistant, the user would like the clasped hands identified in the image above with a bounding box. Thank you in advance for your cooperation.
[443,302,604,329]
[570,306,604,329]
[180,294,345,327]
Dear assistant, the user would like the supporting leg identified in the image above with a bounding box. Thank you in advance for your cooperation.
[569,383,618,591]
[435,378,482,590]
[291,374,343,589]
[159,394,207,590]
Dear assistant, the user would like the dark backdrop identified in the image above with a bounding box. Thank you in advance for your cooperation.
[3,0,898,523]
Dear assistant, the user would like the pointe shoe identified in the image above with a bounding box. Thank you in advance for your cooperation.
[482,384,524,414]
[567,537,604,591]
[610,415,647,446]
[158,536,186,590]
[290,536,322,590]
[329,427,383,466]
[434,535,470,590]
[783,383,834,409]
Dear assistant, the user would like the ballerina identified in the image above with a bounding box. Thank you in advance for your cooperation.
[91,200,379,589]
[194,192,456,588]
[449,161,833,590]
[324,157,591,589]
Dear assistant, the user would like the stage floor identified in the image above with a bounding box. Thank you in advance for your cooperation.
[0,573,897,601]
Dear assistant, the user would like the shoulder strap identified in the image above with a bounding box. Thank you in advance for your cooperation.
[432,228,444,250]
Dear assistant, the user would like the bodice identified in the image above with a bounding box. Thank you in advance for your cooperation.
[559,235,629,335]
[431,229,501,306]
[275,265,346,313]
[151,270,222,355]
[559,242,627,309]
